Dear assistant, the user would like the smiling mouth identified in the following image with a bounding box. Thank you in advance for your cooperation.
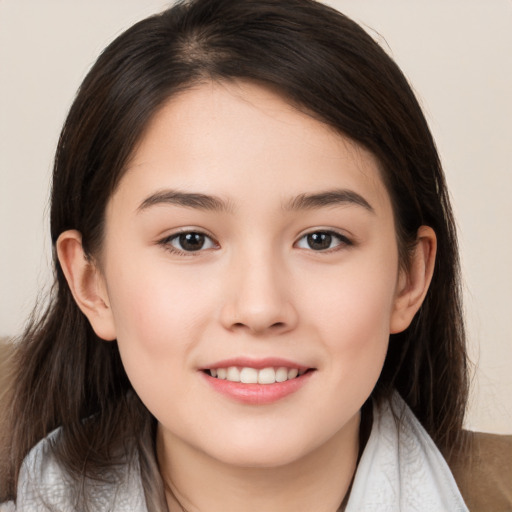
[204,366,312,384]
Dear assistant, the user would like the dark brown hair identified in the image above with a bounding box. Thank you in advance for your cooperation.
[1,0,467,508]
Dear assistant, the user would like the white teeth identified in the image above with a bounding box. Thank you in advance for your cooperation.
[226,366,240,382]
[258,367,276,384]
[209,366,307,384]
[288,368,299,379]
[240,367,258,384]
[275,367,288,382]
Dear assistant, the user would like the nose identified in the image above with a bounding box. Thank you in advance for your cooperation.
[219,250,298,336]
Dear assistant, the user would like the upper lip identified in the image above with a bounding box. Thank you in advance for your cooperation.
[200,357,312,371]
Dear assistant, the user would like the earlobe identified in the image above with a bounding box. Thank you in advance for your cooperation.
[390,226,437,334]
[56,230,117,341]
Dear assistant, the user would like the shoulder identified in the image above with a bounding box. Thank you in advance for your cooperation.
[15,428,148,511]
[446,430,512,512]
[16,429,75,509]
[347,393,469,511]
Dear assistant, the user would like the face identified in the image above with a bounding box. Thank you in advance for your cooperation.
[98,81,404,468]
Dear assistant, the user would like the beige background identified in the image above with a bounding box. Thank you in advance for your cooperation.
[0,1,511,434]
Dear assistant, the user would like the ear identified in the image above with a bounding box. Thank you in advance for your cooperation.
[56,230,117,341]
[390,226,437,334]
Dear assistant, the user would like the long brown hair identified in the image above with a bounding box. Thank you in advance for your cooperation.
[1,0,468,508]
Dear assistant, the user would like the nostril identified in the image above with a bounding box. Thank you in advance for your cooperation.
[230,321,285,331]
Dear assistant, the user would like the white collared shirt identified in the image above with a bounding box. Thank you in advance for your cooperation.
[5,392,468,511]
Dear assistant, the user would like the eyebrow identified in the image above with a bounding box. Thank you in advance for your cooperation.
[137,188,374,214]
[137,190,232,213]
[284,189,374,213]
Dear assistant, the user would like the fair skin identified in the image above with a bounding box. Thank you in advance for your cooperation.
[57,81,436,512]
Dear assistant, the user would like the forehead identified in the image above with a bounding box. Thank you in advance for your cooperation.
[112,80,392,216]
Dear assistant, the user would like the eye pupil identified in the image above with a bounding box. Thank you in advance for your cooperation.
[307,232,332,250]
[179,233,205,251]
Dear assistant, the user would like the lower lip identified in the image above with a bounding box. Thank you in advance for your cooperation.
[201,371,315,405]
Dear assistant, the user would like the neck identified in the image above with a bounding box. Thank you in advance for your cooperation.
[157,413,361,512]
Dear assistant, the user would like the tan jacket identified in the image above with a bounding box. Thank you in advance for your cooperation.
[447,430,512,511]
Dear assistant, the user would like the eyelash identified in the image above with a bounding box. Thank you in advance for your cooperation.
[158,230,218,256]
[158,229,352,256]
[294,230,352,252]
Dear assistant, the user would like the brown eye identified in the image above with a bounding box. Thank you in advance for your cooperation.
[296,231,351,251]
[179,233,205,251]
[164,231,217,253]
[307,232,332,250]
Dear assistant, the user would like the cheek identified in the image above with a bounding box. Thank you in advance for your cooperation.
[301,250,398,382]
[105,268,205,426]
[103,256,215,404]
[107,254,210,349]
[296,260,396,429]
[307,257,397,337]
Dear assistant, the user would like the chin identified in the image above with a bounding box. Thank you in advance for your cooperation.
[204,429,320,469]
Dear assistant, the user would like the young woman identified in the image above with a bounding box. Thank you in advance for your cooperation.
[0,0,474,510]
